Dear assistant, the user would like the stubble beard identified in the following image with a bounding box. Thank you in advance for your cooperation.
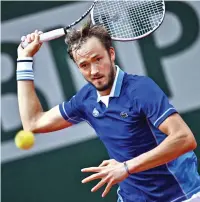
[89,65,115,92]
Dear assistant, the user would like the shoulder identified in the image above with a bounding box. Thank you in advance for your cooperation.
[123,74,156,92]
[75,83,96,101]
[122,74,165,104]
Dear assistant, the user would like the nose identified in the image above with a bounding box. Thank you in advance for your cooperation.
[91,64,99,76]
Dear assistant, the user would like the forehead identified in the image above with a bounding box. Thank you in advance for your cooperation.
[73,37,106,63]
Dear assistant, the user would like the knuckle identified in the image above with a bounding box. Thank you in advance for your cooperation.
[102,170,107,175]
[106,175,111,181]
[103,178,107,183]
[21,36,26,42]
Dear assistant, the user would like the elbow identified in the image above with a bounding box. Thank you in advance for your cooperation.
[22,125,34,133]
[183,132,197,151]
[21,113,43,133]
[189,137,197,150]
[22,121,37,133]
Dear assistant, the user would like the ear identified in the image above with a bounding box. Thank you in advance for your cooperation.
[109,47,115,63]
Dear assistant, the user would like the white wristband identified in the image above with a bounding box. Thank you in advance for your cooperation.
[16,57,34,81]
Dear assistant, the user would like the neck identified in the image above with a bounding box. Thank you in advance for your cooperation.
[99,88,112,96]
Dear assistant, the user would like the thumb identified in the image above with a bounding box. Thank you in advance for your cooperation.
[33,33,43,48]
[33,33,41,44]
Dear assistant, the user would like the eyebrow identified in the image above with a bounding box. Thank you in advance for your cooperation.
[79,54,101,65]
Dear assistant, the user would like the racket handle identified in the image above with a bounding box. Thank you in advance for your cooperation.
[21,28,66,48]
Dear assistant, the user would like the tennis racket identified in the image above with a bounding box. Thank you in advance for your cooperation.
[21,0,165,47]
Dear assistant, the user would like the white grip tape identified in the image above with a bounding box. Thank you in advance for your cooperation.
[21,28,65,48]
[39,28,65,42]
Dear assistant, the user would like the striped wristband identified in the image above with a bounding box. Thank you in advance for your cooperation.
[123,161,131,175]
[16,57,34,81]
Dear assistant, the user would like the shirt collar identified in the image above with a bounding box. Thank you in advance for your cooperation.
[97,65,124,102]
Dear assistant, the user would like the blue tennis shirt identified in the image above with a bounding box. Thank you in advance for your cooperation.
[59,66,200,202]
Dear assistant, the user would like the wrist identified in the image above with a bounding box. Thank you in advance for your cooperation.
[17,56,33,60]
[18,49,33,58]
[123,161,131,175]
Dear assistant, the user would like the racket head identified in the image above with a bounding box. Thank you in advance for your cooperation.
[91,0,165,41]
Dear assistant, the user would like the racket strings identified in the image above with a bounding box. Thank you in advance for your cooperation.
[95,1,133,38]
[130,1,162,35]
[92,0,165,40]
[104,1,133,38]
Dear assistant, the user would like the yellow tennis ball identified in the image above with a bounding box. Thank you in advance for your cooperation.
[15,130,35,150]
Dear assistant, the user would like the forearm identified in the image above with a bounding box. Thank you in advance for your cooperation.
[18,82,71,132]
[17,55,44,131]
[127,132,196,174]
[16,32,71,133]
[18,80,44,131]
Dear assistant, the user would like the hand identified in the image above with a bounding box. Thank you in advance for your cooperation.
[17,30,43,59]
[81,159,129,197]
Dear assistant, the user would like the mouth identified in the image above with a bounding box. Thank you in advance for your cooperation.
[92,76,104,81]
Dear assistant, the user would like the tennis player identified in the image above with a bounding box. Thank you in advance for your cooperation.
[17,23,200,202]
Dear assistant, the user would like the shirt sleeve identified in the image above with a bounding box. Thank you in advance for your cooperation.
[59,94,85,124]
[136,77,177,128]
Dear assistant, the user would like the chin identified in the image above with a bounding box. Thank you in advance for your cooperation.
[89,76,114,91]
[96,83,110,91]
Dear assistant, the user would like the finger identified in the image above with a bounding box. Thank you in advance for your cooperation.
[32,34,41,46]
[82,172,105,184]
[38,31,43,35]
[91,178,108,192]
[102,181,113,197]
[21,36,26,42]
[34,29,38,33]
[99,160,110,167]
[30,33,35,41]
[26,34,32,43]
[81,167,102,173]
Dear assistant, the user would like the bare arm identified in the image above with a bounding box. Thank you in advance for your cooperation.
[18,81,71,132]
[127,113,197,173]
[17,31,72,133]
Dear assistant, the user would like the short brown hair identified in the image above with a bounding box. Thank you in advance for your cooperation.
[65,20,112,62]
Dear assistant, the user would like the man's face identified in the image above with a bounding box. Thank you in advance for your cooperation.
[72,37,116,93]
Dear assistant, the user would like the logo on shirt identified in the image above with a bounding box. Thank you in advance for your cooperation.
[120,112,128,118]
[92,108,99,117]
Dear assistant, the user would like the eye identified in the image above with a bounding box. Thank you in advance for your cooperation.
[96,57,102,62]
[80,63,88,69]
